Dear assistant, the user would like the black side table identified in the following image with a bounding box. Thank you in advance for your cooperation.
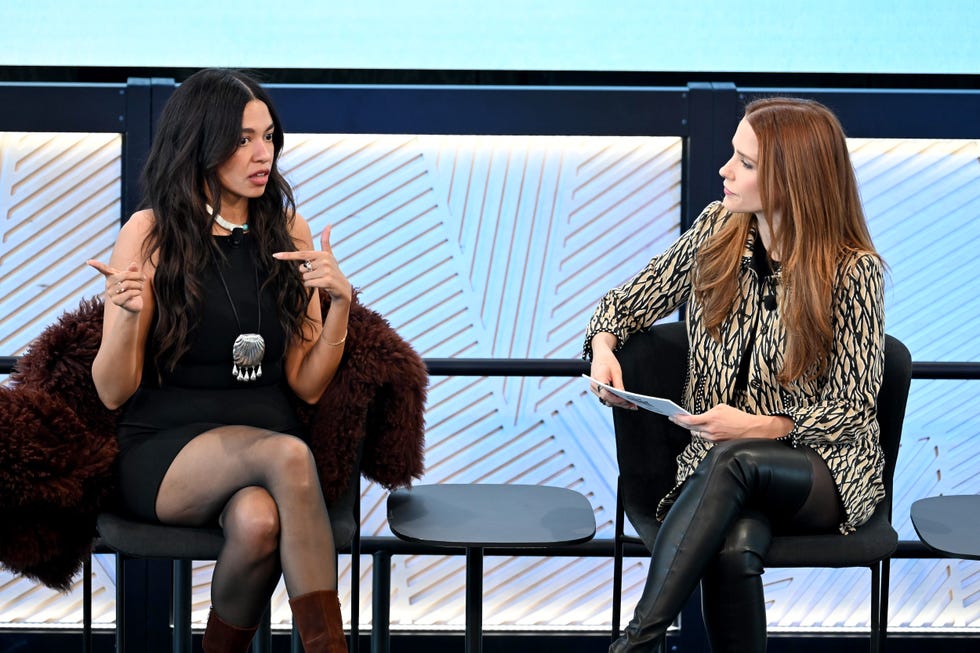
[387,483,597,653]
[910,495,980,560]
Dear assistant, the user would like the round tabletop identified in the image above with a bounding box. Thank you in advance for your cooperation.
[387,483,596,548]
[910,495,980,560]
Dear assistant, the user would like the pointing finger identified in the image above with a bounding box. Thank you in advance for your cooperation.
[87,259,117,278]
[320,224,333,253]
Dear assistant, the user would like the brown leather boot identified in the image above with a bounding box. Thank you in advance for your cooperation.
[201,608,258,653]
[289,589,348,653]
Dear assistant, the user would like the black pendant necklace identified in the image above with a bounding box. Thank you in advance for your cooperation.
[214,259,265,382]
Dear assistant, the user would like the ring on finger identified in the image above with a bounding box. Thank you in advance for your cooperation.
[302,260,314,273]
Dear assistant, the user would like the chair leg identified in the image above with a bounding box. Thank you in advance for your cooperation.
[253,605,272,653]
[613,538,625,639]
[83,551,93,653]
[115,553,126,653]
[612,477,626,641]
[291,621,303,653]
[174,560,193,653]
[869,562,882,653]
[349,536,360,653]
[877,559,891,653]
[371,551,392,653]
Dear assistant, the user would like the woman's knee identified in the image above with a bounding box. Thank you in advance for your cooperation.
[260,433,321,494]
[222,488,281,558]
[701,439,813,513]
[710,514,770,579]
[704,438,774,463]
[702,438,801,480]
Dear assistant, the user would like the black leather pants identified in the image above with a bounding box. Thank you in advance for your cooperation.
[610,439,828,653]
[700,510,771,652]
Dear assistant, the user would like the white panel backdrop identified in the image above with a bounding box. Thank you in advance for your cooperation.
[0,132,978,633]
[0,132,122,625]
[273,133,684,630]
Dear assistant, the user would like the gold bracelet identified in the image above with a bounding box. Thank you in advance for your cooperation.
[324,330,347,347]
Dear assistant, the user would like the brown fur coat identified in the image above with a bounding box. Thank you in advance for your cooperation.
[0,291,427,590]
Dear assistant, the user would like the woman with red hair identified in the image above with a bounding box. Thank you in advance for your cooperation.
[586,97,885,652]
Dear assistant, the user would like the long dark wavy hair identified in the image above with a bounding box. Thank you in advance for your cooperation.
[139,68,309,374]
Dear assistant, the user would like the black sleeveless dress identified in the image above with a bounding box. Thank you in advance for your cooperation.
[116,233,305,522]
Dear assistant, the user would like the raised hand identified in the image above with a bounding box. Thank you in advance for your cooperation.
[273,225,351,303]
[87,259,146,313]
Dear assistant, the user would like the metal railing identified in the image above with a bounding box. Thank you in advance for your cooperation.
[4,355,980,380]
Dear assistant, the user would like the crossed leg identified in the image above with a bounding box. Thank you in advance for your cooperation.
[154,425,338,627]
[611,439,842,653]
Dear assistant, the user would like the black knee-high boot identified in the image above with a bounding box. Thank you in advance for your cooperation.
[609,440,812,653]
[700,511,772,653]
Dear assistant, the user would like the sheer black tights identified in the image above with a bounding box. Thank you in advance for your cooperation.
[154,426,337,627]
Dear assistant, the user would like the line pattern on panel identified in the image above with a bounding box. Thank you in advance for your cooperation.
[0,132,121,358]
[860,138,978,630]
[249,133,682,629]
[763,138,980,631]
[0,131,121,625]
[2,132,976,633]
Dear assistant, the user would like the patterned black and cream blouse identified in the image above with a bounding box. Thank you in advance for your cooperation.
[584,201,886,534]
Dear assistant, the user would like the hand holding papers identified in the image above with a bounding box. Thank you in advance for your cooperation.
[584,375,691,417]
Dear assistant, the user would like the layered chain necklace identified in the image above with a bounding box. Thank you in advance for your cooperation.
[208,203,264,382]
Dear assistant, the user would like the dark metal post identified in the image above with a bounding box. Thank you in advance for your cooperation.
[683,82,739,230]
[465,547,484,653]
[371,550,392,653]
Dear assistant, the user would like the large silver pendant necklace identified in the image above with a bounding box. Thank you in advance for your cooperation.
[214,246,265,383]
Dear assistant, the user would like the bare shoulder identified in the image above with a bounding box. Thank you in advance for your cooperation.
[120,209,155,237]
[110,209,156,267]
[288,210,314,248]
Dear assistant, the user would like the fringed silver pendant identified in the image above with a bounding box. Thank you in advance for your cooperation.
[232,333,265,382]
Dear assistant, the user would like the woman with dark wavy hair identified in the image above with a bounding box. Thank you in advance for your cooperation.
[88,68,351,653]
[586,97,885,652]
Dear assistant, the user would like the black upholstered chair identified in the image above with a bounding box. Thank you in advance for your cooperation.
[610,320,912,653]
[95,451,362,653]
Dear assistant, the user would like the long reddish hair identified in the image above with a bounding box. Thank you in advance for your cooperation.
[695,97,879,383]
